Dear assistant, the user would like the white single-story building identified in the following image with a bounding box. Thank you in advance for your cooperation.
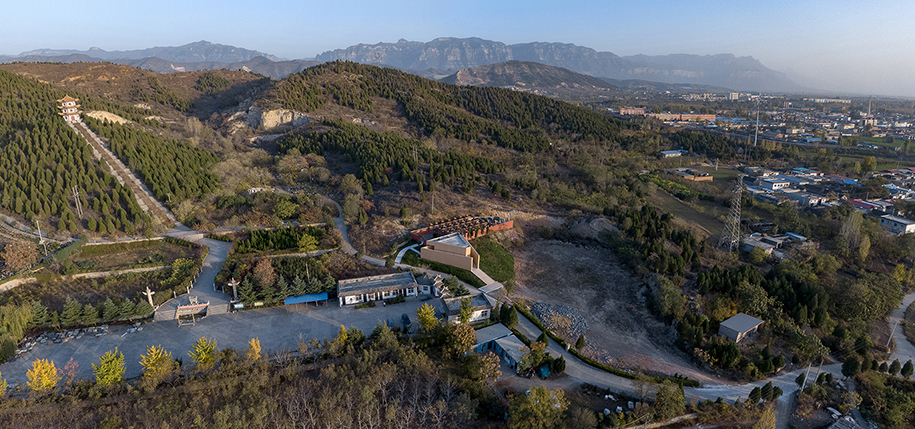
[337,272,422,306]
[471,323,513,354]
[442,293,496,324]
[494,335,527,370]
[880,214,915,236]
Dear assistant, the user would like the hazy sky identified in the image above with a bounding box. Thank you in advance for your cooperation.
[3,0,913,97]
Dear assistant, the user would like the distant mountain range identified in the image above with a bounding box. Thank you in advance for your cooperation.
[441,61,733,96]
[319,37,803,92]
[441,60,623,99]
[2,37,805,92]
[16,41,281,63]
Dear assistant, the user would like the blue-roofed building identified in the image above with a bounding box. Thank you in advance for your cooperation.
[285,293,328,306]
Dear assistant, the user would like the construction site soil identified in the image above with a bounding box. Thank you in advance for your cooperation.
[512,239,720,384]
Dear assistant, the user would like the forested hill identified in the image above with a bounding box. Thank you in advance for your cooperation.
[270,61,634,193]
[274,61,629,150]
[0,70,154,236]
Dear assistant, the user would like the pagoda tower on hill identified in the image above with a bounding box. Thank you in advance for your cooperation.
[57,95,82,122]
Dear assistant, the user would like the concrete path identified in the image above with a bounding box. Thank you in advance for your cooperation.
[69,121,176,225]
[153,235,233,321]
[472,267,497,286]
[394,244,419,265]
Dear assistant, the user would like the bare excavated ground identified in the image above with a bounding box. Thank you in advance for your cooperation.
[512,240,720,384]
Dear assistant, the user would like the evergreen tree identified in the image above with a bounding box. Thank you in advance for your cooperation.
[81,303,99,326]
[575,334,586,350]
[890,359,901,375]
[188,337,218,370]
[118,299,136,319]
[100,298,119,321]
[275,276,290,301]
[61,298,83,327]
[28,301,50,328]
[902,360,914,379]
[748,386,761,404]
[291,275,307,296]
[134,300,154,317]
[239,277,257,306]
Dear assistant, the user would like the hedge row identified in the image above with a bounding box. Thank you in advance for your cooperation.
[164,236,201,248]
[205,234,233,242]
[516,304,700,387]
[53,235,88,262]
[77,238,163,259]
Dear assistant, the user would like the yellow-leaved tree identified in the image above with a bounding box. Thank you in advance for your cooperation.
[246,337,262,362]
[139,345,176,391]
[26,358,61,396]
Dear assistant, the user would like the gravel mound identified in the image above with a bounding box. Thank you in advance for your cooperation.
[530,301,588,337]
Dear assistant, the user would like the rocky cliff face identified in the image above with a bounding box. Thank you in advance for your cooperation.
[225,104,310,134]
[318,37,801,92]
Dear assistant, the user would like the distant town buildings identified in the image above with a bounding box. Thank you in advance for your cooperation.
[879,215,915,236]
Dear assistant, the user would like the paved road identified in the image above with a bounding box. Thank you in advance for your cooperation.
[154,232,233,321]
[889,292,915,363]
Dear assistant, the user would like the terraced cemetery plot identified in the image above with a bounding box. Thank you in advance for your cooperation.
[0,270,173,311]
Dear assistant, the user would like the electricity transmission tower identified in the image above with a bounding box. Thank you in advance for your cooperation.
[717,175,745,252]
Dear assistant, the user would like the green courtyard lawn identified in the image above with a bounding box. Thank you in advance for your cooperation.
[470,236,515,283]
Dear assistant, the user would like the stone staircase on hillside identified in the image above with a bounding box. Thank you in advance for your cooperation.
[67,121,177,226]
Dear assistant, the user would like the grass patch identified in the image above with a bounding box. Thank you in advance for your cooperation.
[470,236,515,283]
[650,189,723,237]
[860,136,901,148]
[400,251,485,288]
[73,240,198,272]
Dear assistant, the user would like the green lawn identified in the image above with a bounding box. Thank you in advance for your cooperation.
[400,251,485,288]
[470,236,515,283]
[650,189,723,238]
[860,136,901,149]
[696,166,741,193]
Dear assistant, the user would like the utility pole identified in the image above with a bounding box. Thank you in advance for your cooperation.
[35,219,48,255]
[888,320,899,348]
[800,362,813,391]
[72,186,83,218]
